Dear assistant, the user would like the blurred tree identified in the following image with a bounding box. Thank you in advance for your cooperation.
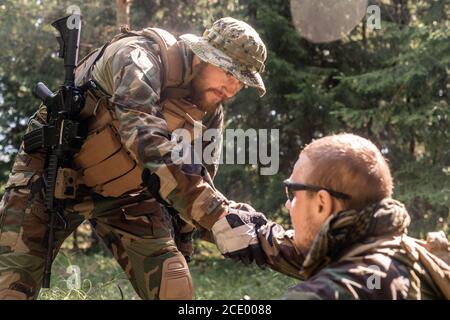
[116,0,133,27]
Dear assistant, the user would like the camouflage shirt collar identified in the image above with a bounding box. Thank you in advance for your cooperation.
[299,198,411,279]
[178,40,195,88]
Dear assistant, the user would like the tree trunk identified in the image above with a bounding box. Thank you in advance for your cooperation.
[247,0,257,24]
[116,0,133,28]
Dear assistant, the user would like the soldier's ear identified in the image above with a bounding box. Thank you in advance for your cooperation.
[317,190,333,217]
[191,55,202,69]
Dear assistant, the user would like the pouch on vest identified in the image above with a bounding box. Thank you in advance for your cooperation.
[162,98,206,143]
[73,101,143,198]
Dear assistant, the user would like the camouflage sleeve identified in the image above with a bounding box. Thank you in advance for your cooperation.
[257,221,306,279]
[109,41,228,229]
[281,269,357,300]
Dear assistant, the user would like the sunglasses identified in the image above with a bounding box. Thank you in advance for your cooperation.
[283,179,352,202]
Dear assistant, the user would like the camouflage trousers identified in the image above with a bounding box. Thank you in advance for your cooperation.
[0,125,194,300]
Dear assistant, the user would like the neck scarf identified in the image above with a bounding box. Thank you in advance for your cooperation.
[300,198,411,279]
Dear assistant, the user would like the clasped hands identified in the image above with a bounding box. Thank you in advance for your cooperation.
[211,202,268,267]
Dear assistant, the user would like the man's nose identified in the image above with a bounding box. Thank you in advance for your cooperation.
[221,86,236,99]
[223,80,242,98]
[285,199,291,211]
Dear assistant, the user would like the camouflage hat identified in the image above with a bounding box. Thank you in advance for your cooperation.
[180,17,267,97]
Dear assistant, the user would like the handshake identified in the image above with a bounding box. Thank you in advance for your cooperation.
[211,202,268,267]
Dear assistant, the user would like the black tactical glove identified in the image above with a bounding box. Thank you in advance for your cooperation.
[211,206,268,267]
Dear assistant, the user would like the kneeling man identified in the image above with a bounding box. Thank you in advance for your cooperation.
[213,133,450,299]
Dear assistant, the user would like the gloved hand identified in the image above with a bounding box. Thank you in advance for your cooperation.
[228,201,257,212]
[211,206,268,267]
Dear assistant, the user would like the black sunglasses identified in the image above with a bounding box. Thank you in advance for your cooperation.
[283,179,352,201]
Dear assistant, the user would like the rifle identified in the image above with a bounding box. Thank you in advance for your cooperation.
[22,14,91,288]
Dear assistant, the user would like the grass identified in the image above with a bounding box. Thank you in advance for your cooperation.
[37,239,298,300]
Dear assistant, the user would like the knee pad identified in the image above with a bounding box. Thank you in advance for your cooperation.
[159,255,194,300]
[0,288,28,300]
[0,271,36,300]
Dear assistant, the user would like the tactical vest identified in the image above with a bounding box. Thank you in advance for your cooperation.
[73,27,207,198]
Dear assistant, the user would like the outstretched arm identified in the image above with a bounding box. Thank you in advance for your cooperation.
[107,40,228,229]
[257,221,305,279]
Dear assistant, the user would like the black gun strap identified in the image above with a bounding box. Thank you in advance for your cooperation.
[77,26,136,73]
[23,125,58,154]
[142,168,171,208]
[23,129,45,153]
[74,44,108,87]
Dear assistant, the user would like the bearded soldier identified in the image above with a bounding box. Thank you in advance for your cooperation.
[0,17,268,300]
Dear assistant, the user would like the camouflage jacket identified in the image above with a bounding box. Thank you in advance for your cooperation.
[75,32,228,229]
[257,198,449,300]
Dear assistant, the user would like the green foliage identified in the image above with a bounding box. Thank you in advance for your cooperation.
[2,2,446,221]
[38,240,296,300]
[393,160,450,238]
[38,251,139,300]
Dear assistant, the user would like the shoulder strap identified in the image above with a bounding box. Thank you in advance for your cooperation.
[77,26,187,100]
[75,44,107,86]
[140,28,185,91]
[75,26,133,86]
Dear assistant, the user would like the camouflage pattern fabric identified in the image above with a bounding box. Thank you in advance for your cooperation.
[257,198,449,299]
[0,122,184,299]
[166,207,196,260]
[180,17,267,96]
[86,35,228,230]
[0,30,228,299]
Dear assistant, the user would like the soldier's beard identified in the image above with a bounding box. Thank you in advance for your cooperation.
[294,233,315,256]
[294,217,323,256]
[190,62,225,113]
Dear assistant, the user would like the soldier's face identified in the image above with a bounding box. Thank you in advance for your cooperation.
[286,154,336,254]
[191,58,243,112]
